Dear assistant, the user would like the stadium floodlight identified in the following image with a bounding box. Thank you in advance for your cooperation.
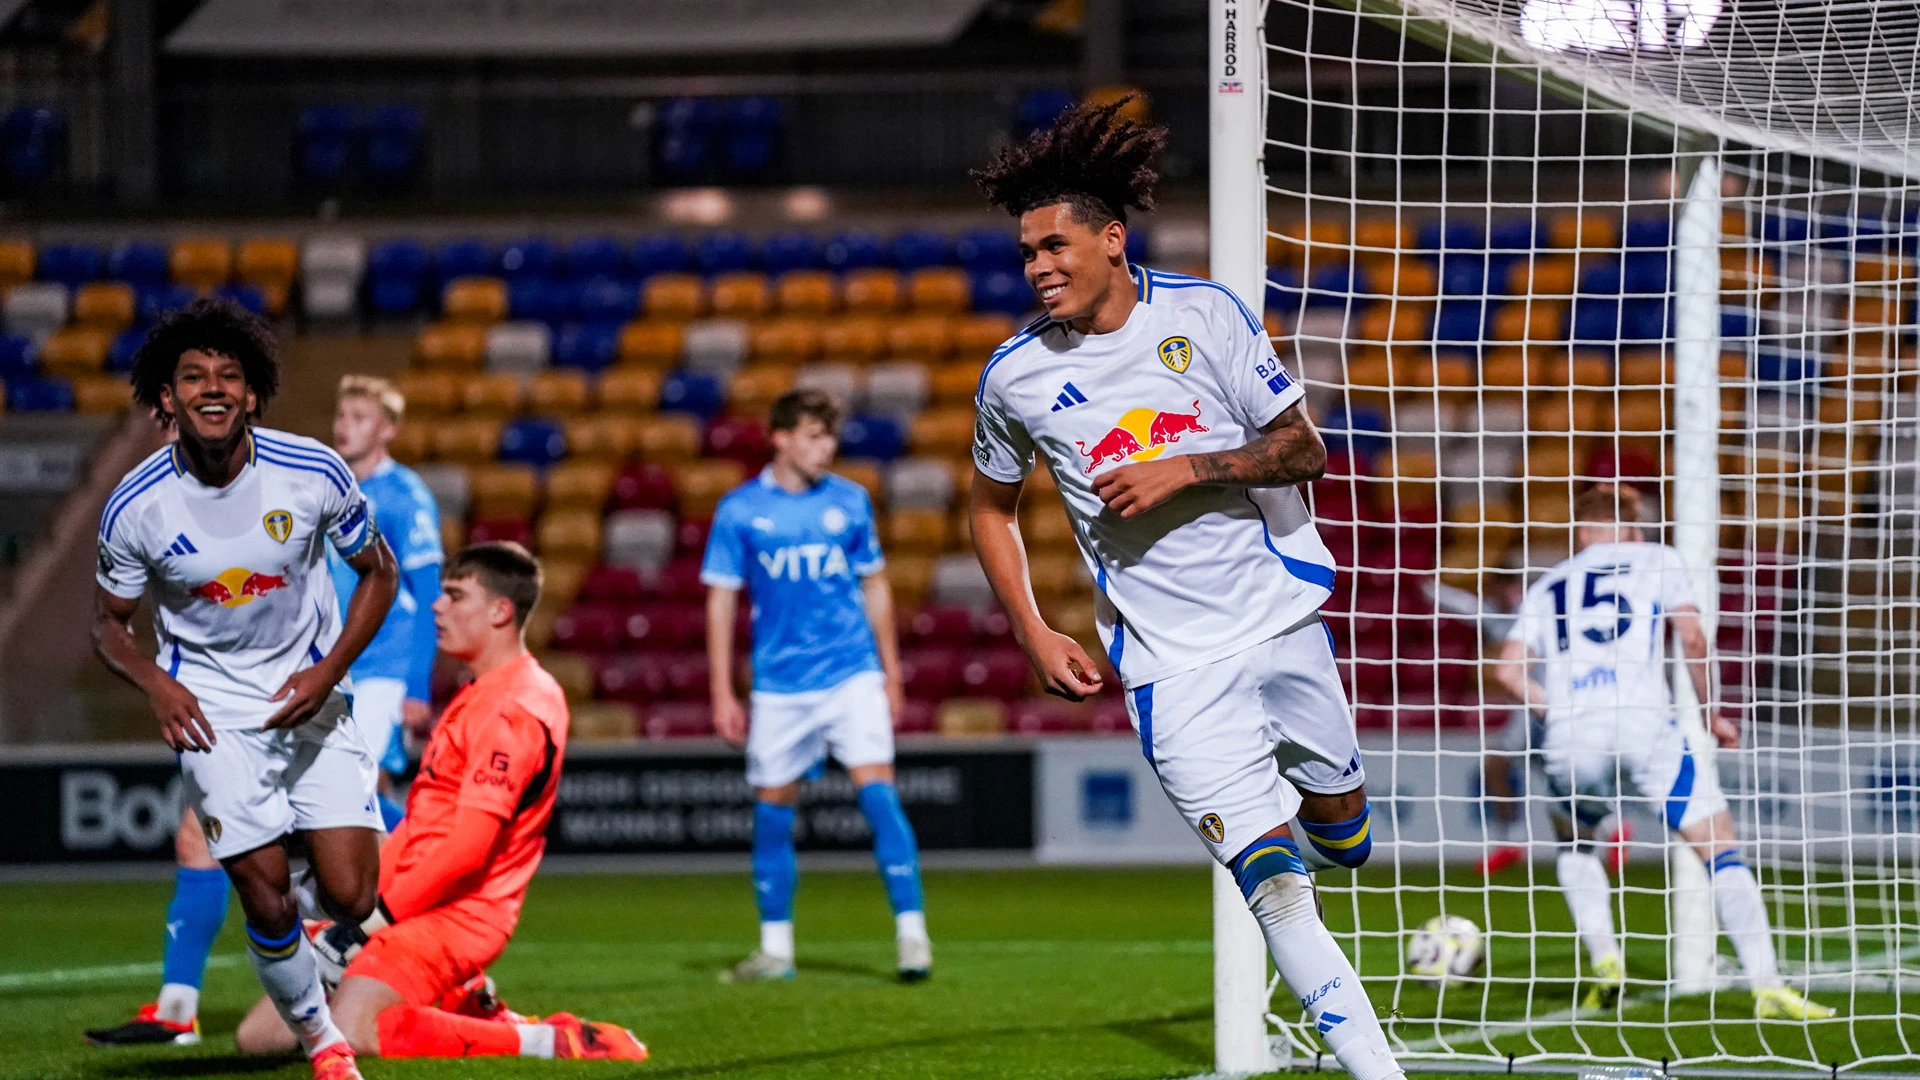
[1208,0,1920,1072]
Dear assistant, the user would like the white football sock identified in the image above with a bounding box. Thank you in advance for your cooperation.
[761,920,794,960]
[896,910,928,942]
[1247,872,1404,1080]
[1710,856,1781,990]
[156,983,198,1025]
[248,933,345,1057]
[1555,850,1620,966]
[1288,816,1340,872]
[517,1022,556,1058]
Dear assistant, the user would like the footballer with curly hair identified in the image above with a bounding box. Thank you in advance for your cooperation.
[90,297,398,1080]
[968,97,1404,1080]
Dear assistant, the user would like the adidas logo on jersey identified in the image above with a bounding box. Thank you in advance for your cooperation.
[163,533,198,558]
[1049,382,1089,412]
[758,544,851,581]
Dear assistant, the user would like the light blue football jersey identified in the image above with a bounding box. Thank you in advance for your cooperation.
[700,468,885,694]
[330,457,443,700]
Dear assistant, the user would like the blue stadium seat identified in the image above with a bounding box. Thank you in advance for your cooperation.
[696,232,756,276]
[1418,220,1484,252]
[3,106,65,191]
[365,239,429,314]
[573,276,639,324]
[969,270,1032,317]
[437,239,497,282]
[1624,217,1671,249]
[761,232,821,276]
[658,370,725,419]
[216,284,267,315]
[655,97,724,181]
[722,97,783,177]
[552,322,620,371]
[295,105,358,189]
[1015,89,1075,140]
[1307,263,1369,308]
[1578,258,1623,295]
[1621,250,1669,294]
[1125,228,1149,266]
[632,235,691,279]
[892,230,952,271]
[364,104,424,189]
[107,330,141,373]
[8,375,71,412]
[838,414,904,461]
[498,418,567,468]
[1265,265,1304,313]
[1488,219,1539,251]
[1570,297,1621,346]
[956,229,1020,274]
[0,334,35,379]
[1756,350,1817,382]
[1844,213,1889,254]
[501,239,559,281]
[140,286,198,323]
[1720,308,1755,340]
[509,277,573,323]
[108,242,170,287]
[1319,404,1390,459]
[37,244,100,288]
[1760,214,1811,245]
[1439,253,1490,296]
[1434,300,1488,346]
[567,236,628,280]
[824,231,885,272]
[1619,297,1669,340]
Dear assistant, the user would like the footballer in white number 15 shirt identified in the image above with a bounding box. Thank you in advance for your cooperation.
[966,97,1402,1080]
[92,299,399,1080]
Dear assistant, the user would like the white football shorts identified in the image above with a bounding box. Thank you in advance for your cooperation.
[351,675,409,775]
[747,670,893,789]
[178,690,385,861]
[1542,711,1728,833]
[1124,613,1365,864]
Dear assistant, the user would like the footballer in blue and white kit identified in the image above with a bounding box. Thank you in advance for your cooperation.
[702,390,930,983]
[329,376,443,809]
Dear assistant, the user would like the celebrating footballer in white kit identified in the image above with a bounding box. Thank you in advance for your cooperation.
[967,98,1402,1080]
[92,299,400,1080]
[1495,483,1833,1020]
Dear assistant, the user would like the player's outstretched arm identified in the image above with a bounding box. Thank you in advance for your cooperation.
[264,535,398,730]
[860,571,909,726]
[1091,403,1327,518]
[92,585,216,752]
[706,585,748,746]
[1671,604,1736,748]
[969,471,1103,700]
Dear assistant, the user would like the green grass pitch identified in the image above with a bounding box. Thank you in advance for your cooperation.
[0,865,1912,1079]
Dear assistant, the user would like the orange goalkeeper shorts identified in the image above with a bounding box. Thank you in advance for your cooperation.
[344,904,512,1007]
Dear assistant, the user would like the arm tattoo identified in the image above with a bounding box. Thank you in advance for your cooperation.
[1186,406,1327,487]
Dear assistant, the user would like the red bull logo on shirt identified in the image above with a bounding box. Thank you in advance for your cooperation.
[1074,401,1210,474]
[190,567,291,608]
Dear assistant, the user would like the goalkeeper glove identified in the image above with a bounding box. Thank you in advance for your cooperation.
[306,898,395,989]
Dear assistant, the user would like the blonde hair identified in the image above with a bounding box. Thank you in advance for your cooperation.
[337,374,405,425]
[1573,482,1646,525]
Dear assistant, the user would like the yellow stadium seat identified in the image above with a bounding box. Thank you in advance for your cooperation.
[672,460,747,517]
[562,414,638,462]
[37,327,111,377]
[1507,254,1577,297]
[776,270,839,315]
[236,238,298,313]
[909,407,975,456]
[636,414,703,461]
[1616,389,1667,433]
[834,461,884,506]
[536,509,603,561]
[887,315,953,360]
[885,508,951,554]
[170,237,233,288]
[1389,351,1435,392]
[72,282,136,331]
[1344,346,1392,392]
[439,514,468,555]
[461,373,523,417]
[728,364,796,418]
[886,552,933,609]
[414,323,487,371]
[1026,552,1085,602]
[469,464,542,520]
[432,417,503,465]
[710,271,772,319]
[1019,503,1076,552]
[1377,259,1438,298]
[572,701,639,740]
[908,268,971,313]
[1547,210,1619,251]
[540,557,592,611]
[953,314,1018,359]
[937,698,1007,738]
[1270,219,1347,269]
[391,421,435,464]
[442,276,508,324]
[545,461,616,512]
[597,368,664,414]
[821,317,886,364]
[617,320,685,368]
[527,370,591,415]
[1352,219,1410,262]
[843,269,903,314]
[0,239,32,290]
[1084,84,1149,121]
[1479,346,1542,390]
[1490,300,1566,343]
[397,370,462,416]
[929,361,983,406]
[1564,352,1611,387]
[71,374,130,414]
[539,650,597,702]
[1354,304,1429,343]
[751,317,823,365]
[1617,350,1669,386]
[1853,256,1914,286]
[1434,354,1474,391]
[642,273,706,321]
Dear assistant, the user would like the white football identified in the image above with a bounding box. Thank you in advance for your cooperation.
[1405,914,1485,985]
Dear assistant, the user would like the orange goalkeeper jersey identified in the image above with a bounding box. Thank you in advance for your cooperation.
[381,652,570,933]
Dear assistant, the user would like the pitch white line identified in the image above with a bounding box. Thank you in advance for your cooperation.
[0,954,243,992]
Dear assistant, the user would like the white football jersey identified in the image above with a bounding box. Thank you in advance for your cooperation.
[973,267,1337,689]
[96,428,379,729]
[1508,541,1700,729]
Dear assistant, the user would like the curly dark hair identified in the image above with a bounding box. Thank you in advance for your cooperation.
[129,298,280,427]
[971,95,1167,227]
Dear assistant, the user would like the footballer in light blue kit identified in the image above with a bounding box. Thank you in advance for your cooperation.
[328,375,444,826]
[701,389,929,982]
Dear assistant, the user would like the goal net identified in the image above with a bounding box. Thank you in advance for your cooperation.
[1208,0,1920,1072]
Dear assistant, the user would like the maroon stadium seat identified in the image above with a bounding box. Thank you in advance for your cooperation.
[593,653,669,702]
[644,701,714,739]
[1088,699,1133,734]
[467,517,533,547]
[895,699,937,734]
[900,647,960,700]
[645,556,706,602]
[956,647,1033,700]
[661,651,711,698]
[621,603,705,648]
[610,461,676,511]
[1009,698,1080,734]
[580,565,646,602]
[550,605,624,652]
[904,605,975,646]
[676,516,712,555]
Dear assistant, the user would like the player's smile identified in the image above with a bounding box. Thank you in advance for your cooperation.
[165,349,255,449]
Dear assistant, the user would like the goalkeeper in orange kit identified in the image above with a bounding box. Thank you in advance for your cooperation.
[233,542,647,1061]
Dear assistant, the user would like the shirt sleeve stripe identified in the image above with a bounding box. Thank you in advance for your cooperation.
[254,435,355,489]
[257,450,351,495]
[1144,272,1264,337]
[99,468,172,541]
[100,457,174,538]
[975,322,1052,406]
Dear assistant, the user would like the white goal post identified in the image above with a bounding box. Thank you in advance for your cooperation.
[1209,0,1920,1073]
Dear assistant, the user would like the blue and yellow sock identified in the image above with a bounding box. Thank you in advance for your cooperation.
[752,801,798,925]
[1230,835,1308,899]
[1297,802,1374,869]
[161,866,229,990]
[856,782,924,917]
